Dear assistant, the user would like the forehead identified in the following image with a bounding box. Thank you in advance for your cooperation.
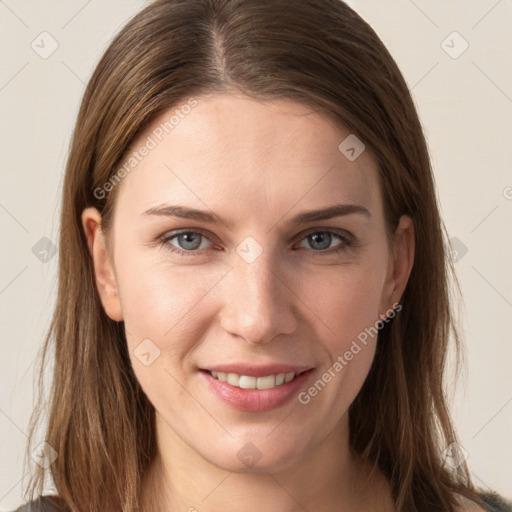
[114,93,382,224]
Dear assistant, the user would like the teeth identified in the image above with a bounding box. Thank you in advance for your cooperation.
[239,375,257,389]
[256,375,275,390]
[284,372,295,383]
[227,373,240,386]
[210,371,297,389]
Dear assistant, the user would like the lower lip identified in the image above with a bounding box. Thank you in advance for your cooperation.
[200,370,313,412]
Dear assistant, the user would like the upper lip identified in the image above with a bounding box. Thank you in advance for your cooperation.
[202,364,314,377]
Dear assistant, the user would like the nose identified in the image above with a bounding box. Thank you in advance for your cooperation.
[219,248,297,345]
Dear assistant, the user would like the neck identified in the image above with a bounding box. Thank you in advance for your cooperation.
[141,412,393,512]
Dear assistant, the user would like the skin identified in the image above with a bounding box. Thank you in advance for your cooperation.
[82,93,415,512]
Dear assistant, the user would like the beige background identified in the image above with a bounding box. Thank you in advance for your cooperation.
[0,0,511,509]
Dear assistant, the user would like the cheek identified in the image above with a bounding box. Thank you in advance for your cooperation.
[295,251,389,398]
[298,260,388,344]
[116,257,233,414]
[114,250,231,360]
[295,266,385,433]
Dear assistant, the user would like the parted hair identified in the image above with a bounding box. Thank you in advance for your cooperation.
[23,1,485,511]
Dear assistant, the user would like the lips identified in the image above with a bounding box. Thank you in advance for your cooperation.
[199,364,314,412]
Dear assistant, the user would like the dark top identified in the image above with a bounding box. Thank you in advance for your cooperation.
[481,492,512,512]
[12,491,512,511]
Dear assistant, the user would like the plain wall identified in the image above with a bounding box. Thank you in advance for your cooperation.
[1,1,510,509]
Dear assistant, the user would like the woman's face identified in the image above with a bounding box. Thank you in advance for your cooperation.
[83,93,413,473]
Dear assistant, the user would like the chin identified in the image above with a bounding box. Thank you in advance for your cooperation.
[203,435,309,475]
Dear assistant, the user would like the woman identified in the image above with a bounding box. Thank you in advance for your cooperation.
[14,0,511,511]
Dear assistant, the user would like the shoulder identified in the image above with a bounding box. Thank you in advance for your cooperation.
[12,495,63,512]
[479,491,512,512]
[454,491,512,512]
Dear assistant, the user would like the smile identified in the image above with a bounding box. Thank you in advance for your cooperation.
[200,367,314,412]
[209,370,297,390]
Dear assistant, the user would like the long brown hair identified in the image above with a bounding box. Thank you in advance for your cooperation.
[23,0,485,510]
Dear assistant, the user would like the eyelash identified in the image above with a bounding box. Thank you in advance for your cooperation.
[157,228,355,258]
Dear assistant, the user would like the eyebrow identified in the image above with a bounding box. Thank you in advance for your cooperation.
[143,204,232,227]
[142,202,371,228]
[283,203,371,225]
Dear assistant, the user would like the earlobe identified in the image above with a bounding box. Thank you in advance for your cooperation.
[81,207,123,322]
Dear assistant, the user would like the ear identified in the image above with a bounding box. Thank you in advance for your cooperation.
[81,207,123,322]
[379,214,415,318]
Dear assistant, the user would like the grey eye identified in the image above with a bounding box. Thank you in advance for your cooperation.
[170,232,207,251]
[301,232,343,251]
